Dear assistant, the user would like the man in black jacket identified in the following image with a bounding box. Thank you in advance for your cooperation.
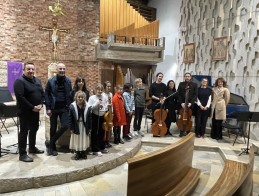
[177,72,198,137]
[45,63,72,156]
[149,72,167,123]
[13,62,45,162]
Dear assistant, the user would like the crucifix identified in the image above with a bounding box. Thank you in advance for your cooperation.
[39,17,69,60]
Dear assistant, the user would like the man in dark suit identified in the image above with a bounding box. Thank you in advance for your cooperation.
[177,72,198,137]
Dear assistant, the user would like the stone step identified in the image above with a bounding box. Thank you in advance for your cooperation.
[0,137,141,193]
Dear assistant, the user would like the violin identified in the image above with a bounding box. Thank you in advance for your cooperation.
[102,95,113,132]
[152,95,167,137]
[176,83,192,132]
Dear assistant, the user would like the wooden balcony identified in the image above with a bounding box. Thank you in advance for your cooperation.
[96,33,165,65]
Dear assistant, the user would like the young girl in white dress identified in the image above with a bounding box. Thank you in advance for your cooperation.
[69,90,92,160]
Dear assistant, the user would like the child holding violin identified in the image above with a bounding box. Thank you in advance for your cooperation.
[69,91,92,160]
[103,81,113,148]
[88,84,109,156]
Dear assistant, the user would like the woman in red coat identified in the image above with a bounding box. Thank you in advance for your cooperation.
[112,85,127,144]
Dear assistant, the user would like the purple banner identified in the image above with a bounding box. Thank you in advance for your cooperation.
[7,61,23,94]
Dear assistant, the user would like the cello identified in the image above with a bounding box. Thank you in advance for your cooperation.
[176,83,192,135]
[102,95,113,132]
[152,95,167,137]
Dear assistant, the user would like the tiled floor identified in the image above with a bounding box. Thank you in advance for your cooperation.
[1,119,259,195]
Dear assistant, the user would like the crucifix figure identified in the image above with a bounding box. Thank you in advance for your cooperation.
[39,17,69,60]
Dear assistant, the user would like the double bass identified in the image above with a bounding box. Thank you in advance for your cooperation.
[176,83,192,133]
[152,95,167,137]
[102,95,113,132]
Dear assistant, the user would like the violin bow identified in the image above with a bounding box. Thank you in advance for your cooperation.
[155,91,178,106]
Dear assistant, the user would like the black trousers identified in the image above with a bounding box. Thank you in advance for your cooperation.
[165,108,177,133]
[91,113,105,152]
[18,112,39,155]
[195,107,210,136]
[211,111,223,139]
[133,107,144,131]
[113,126,121,143]
[49,108,69,150]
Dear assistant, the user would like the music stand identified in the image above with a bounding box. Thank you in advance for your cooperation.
[239,112,259,156]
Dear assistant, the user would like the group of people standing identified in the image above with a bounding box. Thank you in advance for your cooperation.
[14,62,73,162]
[13,62,147,162]
[13,61,230,163]
[149,72,230,139]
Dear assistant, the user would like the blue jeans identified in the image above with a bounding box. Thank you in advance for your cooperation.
[49,108,69,149]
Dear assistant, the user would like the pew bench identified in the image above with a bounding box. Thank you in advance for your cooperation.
[165,167,201,196]
[206,146,254,196]
[127,133,201,196]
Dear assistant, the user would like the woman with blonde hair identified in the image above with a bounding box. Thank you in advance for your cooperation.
[69,91,92,160]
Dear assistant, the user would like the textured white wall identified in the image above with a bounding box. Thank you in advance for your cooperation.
[148,0,182,85]
[177,0,259,139]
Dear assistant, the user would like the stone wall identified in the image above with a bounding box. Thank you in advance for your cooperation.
[0,61,7,86]
[0,0,100,91]
[177,0,259,139]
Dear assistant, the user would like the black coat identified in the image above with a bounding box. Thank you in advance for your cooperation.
[13,75,44,114]
[165,89,178,123]
[177,81,198,106]
[45,75,72,110]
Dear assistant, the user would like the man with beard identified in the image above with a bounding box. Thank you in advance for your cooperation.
[177,72,198,137]
[45,63,72,156]
[13,62,45,162]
